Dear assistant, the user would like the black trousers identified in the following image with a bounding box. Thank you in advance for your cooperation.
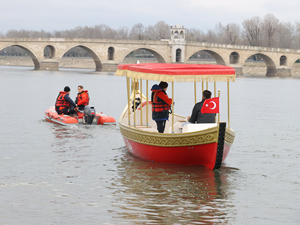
[78,105,85,110]
[56,107,76,115]
[156,120,166,133]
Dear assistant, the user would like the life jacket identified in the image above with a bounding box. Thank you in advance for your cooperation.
[151,91,170,113]
[55,91,70,111]
[76,90,89,106]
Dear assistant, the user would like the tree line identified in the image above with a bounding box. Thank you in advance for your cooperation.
[1,13,300,57]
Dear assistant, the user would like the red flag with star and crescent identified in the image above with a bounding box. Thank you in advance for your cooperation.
[201,97,219,114]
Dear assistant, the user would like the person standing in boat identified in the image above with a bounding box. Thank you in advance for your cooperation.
[187,90,215,123]
[75,85,90,110]
[151,82,173,133]
[55,86,77,115]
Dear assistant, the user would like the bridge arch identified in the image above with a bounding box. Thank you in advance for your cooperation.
[121,47,167,63]
[108,47,114,60]
[60,45,102,71]
[243,53,277,77]
[0,44,40,69]
[230,51,240,64]
[44,45,56,58]
[187,49,226,65]
[280,55,287,66]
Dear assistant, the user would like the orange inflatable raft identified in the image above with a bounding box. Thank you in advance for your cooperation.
[44,106,116,126]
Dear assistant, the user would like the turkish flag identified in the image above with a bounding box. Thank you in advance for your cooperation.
[201,97,219,114]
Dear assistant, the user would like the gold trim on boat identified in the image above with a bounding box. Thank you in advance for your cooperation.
[225,128,235,144]
[119,123,219,147]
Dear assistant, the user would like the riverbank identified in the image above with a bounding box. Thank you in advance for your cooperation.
[1,56,300,76]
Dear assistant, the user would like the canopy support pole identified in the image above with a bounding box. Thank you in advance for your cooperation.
[218,89,220,123]
[206,81,208,90]
[194,80,197,104]
[140,79,143,126]
[133,79,136,127]
[146,80,149,127]
[214,82,216,97]
[172,82,174,134]
[127,77,131,126]
[214,81,216,122]
[202,81,204,92]
[227,80,230,128]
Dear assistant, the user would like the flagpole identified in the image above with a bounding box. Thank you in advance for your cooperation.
[227,80,230,128]
[146,80,149,127]
[214,81,216,122]
[127,77,131,126]
[172,82,174,134]
[140,79,143,126]
[133,79,136,127]
[194,79,197,104]
[218,89,220,123]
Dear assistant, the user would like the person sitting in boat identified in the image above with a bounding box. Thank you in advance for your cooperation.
[75,85,90,110]
[55,86,77,115]
[187,90,215,123]
[151,82,173,133]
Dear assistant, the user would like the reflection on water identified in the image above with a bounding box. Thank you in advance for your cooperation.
[109,153,237,224]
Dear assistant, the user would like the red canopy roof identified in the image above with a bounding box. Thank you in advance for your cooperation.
[116,63,236,82]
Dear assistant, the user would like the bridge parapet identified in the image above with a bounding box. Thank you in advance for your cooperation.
[0,36,300,76]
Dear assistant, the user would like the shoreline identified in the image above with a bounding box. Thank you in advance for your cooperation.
[1,56,300,77]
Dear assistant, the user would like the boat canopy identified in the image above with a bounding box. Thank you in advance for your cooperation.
[116,63,236,82]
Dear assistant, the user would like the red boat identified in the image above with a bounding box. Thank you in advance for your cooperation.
[116,63,236,170]
[44,106,116,126]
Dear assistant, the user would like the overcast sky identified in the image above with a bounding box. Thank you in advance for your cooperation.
[1,0,299,33]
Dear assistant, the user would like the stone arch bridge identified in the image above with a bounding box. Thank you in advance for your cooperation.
[1,37,299,77]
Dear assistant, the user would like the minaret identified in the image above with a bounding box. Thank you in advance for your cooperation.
[169,25,186,63]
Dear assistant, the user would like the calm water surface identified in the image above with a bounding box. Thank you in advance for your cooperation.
[0,66,299,224]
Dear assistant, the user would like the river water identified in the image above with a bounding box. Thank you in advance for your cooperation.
[0,66,299,224]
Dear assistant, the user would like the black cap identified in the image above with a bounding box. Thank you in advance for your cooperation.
[64,86,70,92]
[159,82,168,89]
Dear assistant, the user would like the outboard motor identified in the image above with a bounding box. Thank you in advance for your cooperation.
[83,105,96,124]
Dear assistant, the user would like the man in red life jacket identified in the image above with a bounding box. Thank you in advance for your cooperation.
[55,86,77,115]
[151,82,173,133]
[75,85,90,110]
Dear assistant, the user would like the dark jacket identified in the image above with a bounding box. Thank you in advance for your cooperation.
[188,99,215,123]
[151,84,172,121]
[64,94,76,108]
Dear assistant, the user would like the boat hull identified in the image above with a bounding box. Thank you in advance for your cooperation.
[123,137,220,169]
[119,122,234,170]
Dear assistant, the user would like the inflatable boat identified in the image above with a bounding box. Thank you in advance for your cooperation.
[44,106,116,126]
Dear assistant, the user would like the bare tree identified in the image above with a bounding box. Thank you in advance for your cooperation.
[186,28,205,42]
[261,13,279,47]
[153,21,170,40]
[204,29,218,43]
[242,16,261,46]
[275,22,295,48]
[129,23,145,40]
[216,22,241,45]
[116,27,129,39]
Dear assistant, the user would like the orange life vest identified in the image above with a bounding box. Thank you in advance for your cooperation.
[76,90,89,106]
[152,91,170,113]
[55,91,70,111]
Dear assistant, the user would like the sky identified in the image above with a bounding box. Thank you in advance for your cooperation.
[0,0,299,33]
